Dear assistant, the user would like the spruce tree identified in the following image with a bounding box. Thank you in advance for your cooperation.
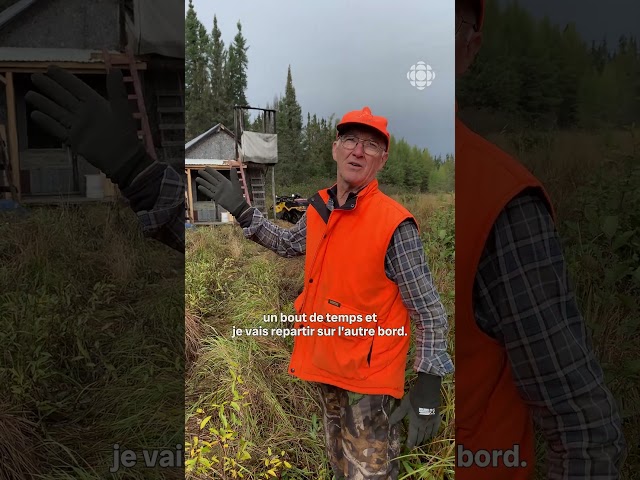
[210,16,233,128]
[226,21,250,129]
[277,66,304,183]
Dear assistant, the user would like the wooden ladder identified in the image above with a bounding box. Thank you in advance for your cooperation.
[249,171,266,214]
[0,125,18,201]
[102,48,157,160]
[229,160,251,206]
[156,79,185,168]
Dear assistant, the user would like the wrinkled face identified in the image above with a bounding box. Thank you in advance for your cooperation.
[332,126,389,190]
[455,1,483,76]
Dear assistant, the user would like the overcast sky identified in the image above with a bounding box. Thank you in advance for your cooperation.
[186,1,637,157]
[500,0,639,46]
[187,0,455,157]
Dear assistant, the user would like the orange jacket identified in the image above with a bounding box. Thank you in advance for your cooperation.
[455,117,555,479]
[288,180,415,398]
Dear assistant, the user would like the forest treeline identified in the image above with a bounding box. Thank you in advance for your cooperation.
[185,0,454,191]
[457,0,640,129]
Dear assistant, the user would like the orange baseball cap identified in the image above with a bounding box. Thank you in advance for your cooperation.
[336,106,390,148]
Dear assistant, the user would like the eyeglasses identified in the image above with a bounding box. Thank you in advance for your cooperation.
[455,11,478,34]
[339,135,385,155]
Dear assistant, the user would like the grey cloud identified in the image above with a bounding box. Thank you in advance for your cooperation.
[188,0,455,157]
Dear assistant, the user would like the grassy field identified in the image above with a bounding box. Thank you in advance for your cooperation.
[4,126,633,479]
[486,127,640,479]
[185,190,455,479]
[0,202,184,479]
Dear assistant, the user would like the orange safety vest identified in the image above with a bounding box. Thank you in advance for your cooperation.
[288,179,415,398]
[456,116,555,479]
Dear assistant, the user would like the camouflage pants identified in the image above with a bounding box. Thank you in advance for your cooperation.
[317,383,401,480]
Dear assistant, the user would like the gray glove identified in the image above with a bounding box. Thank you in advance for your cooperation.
[25,65,152,190]
[389,373,442,449]
[196,167,250,219]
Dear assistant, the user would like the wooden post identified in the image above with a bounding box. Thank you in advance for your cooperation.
[186,168,194,224]
[5,72,20,199]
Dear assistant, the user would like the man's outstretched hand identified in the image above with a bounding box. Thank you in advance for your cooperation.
[25,65,152,189]
[389,373,442,449]
[196,167,250,219]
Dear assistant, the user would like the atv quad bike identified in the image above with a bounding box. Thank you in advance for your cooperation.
[275,193,309,224]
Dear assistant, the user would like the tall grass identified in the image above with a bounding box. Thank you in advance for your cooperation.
[185,194,455,479]
[0,202,184,479]
[273,178,447,201]
[488,127,640,479]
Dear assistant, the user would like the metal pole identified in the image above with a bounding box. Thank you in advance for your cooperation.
[271,166,276,221]
[233,106,238,161]
[273,109,277,221]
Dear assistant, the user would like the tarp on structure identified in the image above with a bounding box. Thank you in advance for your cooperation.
[126,0,185,59]
[240,131,278,165]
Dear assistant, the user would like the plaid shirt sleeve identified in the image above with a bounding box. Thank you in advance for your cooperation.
[384,219,454,378]
[473,192,626,479]
[240,207,307,257]
[132,164,185,253]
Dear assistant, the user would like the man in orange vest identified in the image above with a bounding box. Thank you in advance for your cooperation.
[197,106,454,479]
[455,0,626,478]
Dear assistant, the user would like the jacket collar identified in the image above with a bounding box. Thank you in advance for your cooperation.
[326,179,379,200]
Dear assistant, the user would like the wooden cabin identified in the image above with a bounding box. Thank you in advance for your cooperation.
[185,123,271,224]
[0,0,184,203]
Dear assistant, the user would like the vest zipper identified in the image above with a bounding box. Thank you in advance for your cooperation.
[297,209,340,313]
[290,209,338,373]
